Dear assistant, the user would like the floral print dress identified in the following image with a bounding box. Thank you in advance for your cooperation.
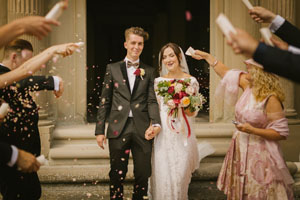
[217,70,294,200]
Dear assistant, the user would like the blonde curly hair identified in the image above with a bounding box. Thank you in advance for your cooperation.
[248,65,285,103]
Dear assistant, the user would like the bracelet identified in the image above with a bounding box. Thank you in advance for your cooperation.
[211,60,218,68]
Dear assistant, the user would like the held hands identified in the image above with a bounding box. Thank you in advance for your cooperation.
[235,122,254,134]
[145,125,161,140]
[16,149,41,173]
[96,135,107,150]
[53,76,64,98]
[249,7,276,23]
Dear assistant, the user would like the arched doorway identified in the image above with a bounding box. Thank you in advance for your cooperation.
[86,0,210,122]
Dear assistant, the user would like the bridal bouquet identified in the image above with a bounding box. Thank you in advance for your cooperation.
[156,79,206,116]
[156,79,206,137]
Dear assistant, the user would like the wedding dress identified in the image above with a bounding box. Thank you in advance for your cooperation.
[149,76,214,200]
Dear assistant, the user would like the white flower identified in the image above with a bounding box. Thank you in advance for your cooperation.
[174,83,183,93]
[140,68,145,76]
[186,86,195,95]
[167,99,176,109]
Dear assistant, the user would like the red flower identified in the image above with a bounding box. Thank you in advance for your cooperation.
[173,99,180,104]
[173,93,180,100]
[178,80,184,83]
[134,68,141,76]
[179,91,187,99]
[168,86,174,94]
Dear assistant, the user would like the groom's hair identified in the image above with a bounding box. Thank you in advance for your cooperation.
[125,27,149,41]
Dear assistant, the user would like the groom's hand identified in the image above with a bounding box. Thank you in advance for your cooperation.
[96,135,106,149]
[145,126,161,140]
[145,126,154,140]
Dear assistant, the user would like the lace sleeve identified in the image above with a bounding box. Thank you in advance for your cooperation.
[215,69,246,106]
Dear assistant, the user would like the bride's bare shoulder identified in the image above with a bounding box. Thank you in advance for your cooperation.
[183,73,192,78]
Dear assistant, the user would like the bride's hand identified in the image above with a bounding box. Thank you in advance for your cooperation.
[184,109,196,117]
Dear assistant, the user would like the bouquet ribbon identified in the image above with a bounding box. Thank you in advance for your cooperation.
[167,108,191,138]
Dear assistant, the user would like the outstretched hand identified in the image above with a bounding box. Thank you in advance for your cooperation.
[16,149,41,173]
[52,43,80,57]
[228,28,259,57]
[53,76,64,98]
[16,16,60,40]
[249,6,276,23]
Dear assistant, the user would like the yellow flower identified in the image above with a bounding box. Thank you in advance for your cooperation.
[181,97,190,107]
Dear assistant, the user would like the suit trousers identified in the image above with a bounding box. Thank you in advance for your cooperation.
[108,118,152,200]
[0,166,41,200]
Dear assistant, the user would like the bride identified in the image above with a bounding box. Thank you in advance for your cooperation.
[146,43,214,200]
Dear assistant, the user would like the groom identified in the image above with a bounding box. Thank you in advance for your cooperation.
[95,27,161,200]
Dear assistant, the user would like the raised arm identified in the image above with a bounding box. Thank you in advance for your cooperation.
[0,43,79,89]
[0,16,59,47]
[192,50,229,79]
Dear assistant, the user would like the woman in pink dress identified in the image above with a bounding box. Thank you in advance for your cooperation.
[192,50,294,200]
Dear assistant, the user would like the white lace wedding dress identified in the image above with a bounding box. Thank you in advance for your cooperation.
[149,77,214,200]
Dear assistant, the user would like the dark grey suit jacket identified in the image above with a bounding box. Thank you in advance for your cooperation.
[0,142,12,166]
[95,61,161,139]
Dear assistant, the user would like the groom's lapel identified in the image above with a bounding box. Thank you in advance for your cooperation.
[120,61,131,93]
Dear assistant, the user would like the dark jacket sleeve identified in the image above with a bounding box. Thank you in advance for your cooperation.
[95,64,113,135]
[147,68,161,125]
[275,20,300,48]
[253,42,300,83]
[17,76,55,91]
[0,142,13,166]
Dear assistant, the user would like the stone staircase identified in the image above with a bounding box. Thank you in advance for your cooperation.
[36,122,300,199]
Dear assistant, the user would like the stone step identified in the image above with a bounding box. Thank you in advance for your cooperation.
[37,163,300,200]
[52,123,234,140]
[48,123,234,164]
[49,140,229,162]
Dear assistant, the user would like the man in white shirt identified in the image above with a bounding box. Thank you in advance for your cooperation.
[95,27,161,200]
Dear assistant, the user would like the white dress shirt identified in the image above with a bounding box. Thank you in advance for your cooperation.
[124,57,140,117]
[7,145,18,167]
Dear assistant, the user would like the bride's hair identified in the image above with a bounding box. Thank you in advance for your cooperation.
[249,65,285,102]
[158,43,182,72]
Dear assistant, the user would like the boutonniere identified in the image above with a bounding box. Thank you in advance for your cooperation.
[134,68,145,80]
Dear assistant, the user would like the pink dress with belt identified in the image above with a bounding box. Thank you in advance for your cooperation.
[216,70,294,200]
